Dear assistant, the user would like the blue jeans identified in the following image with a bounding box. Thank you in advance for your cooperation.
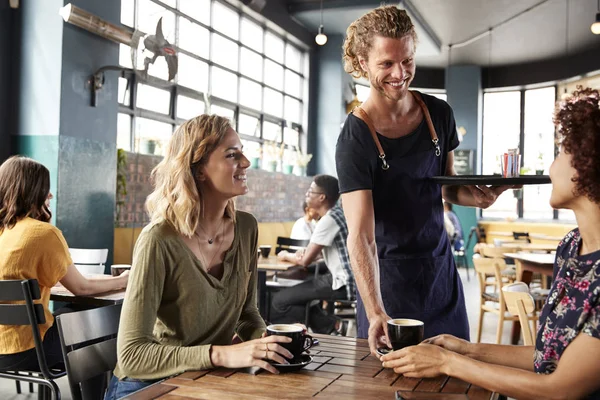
[104,375,159,400]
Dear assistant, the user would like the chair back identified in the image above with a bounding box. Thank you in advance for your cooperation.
[502,283,537,345]
[0,280,63,380]
[512,231,531,243]
[69,248,108,275]
[480,245,519,259]
[56,304,122,400]
[472,256,509,306]
[275,237,309,254]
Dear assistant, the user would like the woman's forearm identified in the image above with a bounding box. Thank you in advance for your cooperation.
[466,343,534,371]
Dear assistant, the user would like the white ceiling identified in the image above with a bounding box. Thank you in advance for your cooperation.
[289,0,600,68]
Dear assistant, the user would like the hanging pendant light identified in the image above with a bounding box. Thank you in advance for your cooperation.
[315,0,327,45]
[592,0,600,34]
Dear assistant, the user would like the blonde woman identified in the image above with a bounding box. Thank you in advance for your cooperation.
[106,115,292,399]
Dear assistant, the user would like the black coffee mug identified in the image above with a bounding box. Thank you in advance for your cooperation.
[387,319,424,351]
[259,245,272,258]
[266,324,314,361]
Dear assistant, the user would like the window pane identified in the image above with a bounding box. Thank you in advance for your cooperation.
[138,0,175,43]
[177,95,205,120]
[118,77,130,106]
[284,96,300,123]
[178,54,208,92]
[179,17,209,58]
[119,44,133,68]
[240,18,263,52]
[559,209,576,221]
[117,114,131,151]
[284,69,301,98]
[211,67,237,103]
[240,48,262,81]
[264,59,283,90]
[481,91,521,219]
[179,0,210,25]
[135,118,173,156]
[213,1,239,40]
[285,44,302,73]
[283,127,299,147]
[523,86,556,220]
[136,84,171,114]
[263,121,282,141]
[241,139,261,161]
[211,104,235,123]
[356,84,370,102]
[121,0,134,27]
[238,113,260,137]
[212,34,239,71]
[264,32,284,63]
[239,78,262,111]
[264,88,283,118]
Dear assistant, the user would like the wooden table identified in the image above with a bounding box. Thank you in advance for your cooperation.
[499,242,557,253]
[50,283,126,307]
[257,257,296,320]
[124,334,498,400]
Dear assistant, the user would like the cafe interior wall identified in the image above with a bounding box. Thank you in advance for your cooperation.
[0,2,15,164]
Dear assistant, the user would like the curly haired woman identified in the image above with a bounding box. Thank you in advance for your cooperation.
[105,115,293,399]
[381,87,600,400]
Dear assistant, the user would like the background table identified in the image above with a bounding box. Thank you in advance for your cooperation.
[50,283,125,307]
[257,256,296,319]
[124,334,498,400]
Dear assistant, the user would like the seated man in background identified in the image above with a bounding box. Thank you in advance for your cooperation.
[273,175,355,335]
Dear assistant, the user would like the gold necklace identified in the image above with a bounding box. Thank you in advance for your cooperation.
[197,217,225,245]
[195,220,225,271]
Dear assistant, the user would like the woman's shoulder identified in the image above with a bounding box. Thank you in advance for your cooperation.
[556,228,581,256]
[137,220,178,247]
[235,211,258,231]
[16,218,65,242]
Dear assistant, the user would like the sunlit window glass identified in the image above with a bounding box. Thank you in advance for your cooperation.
[240,48,262,82]
[212,1,239,40]
[138,0,175,43]
[284,70,301,99]
[135,118,173,156]
[239,78,262,111]
[121,0,134,27]
[119,44,133,69]
[264,32,284,63]
[264,60,283,90]
[177,54,209,93]
[238,113,260,137]
[212,34,239,71]
[211,105,235,123]
[240,18,263,52]
[264,88,283,118]
[177,95,205,120]
[284,96,300,124]
[118,77,130,106]
[263,121,282,141]
[179,0,210,25]
[117,114,132,151]
[136,84,171,114]
[356,84,370,102]
[285,44,302,73]
[283,127,299,147]
[481,91,521,219]
[178,17,209,59]
[211,67,238,103]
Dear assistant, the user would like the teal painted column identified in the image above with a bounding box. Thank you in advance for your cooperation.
[446,65,483,267]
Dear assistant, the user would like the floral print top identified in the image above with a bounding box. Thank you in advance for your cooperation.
[534,228,600,398]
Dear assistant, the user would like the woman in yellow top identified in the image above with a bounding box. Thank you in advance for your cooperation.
[0,156,129,372]
[106,115,293,399]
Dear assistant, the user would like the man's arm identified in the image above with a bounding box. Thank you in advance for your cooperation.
[341,190,390,355]
[279,243,324,267]
[442,151,513,208]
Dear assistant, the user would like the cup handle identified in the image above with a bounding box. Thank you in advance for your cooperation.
[303,334,314,351]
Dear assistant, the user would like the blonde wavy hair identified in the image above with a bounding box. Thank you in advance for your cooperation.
[146,114,236,237]
[343,5,418,79]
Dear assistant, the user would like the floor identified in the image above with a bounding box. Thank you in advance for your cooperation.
[0,265,515,399]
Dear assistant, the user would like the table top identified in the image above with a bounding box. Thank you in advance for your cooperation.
[126,334,497,400]
[257,256,296,271]
[50,280,126,306]
[499,242,557,252]
[503,252,556,265]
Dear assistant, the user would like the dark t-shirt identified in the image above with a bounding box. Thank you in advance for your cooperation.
[335,92,460,258]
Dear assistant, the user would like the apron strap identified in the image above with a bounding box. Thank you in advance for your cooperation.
[352,91,441,171]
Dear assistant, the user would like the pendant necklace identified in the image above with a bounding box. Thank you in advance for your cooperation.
[195,220,226,271]
[197,217,225,245]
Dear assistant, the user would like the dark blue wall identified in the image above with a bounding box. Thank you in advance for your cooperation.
[0,3,16,163]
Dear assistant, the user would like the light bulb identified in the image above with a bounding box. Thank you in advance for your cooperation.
[315,25,327,46]
[592,13,600,34]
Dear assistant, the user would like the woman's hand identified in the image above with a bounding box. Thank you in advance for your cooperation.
[422,334,471,356]
[381,343,454,378]
[210,335,293,374]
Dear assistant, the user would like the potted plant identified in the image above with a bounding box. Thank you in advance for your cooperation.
[294,146,313,176]
[263,141,284,172]
[535,152,545,175]
[282,147,296,174]
[141,138,158,155]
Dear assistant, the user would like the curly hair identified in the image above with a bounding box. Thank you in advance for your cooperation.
[342,5,418,79]
[146,114,236,237]
[553,86,600,203]
[0,156,52,232]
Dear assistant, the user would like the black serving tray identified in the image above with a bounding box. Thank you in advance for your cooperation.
[430,175,551,185]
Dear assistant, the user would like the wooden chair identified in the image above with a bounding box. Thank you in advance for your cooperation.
[512,231,531,243]
[502,282,538,346]
[275,237,309,254]
[0,279,66,400]
[473,257,520,344]
[69,248,108,275]
[56,304,122,400]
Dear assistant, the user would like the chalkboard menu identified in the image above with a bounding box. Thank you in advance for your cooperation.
[454,149,474,175]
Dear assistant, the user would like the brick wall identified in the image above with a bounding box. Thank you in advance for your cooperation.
[116,152,313,227]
